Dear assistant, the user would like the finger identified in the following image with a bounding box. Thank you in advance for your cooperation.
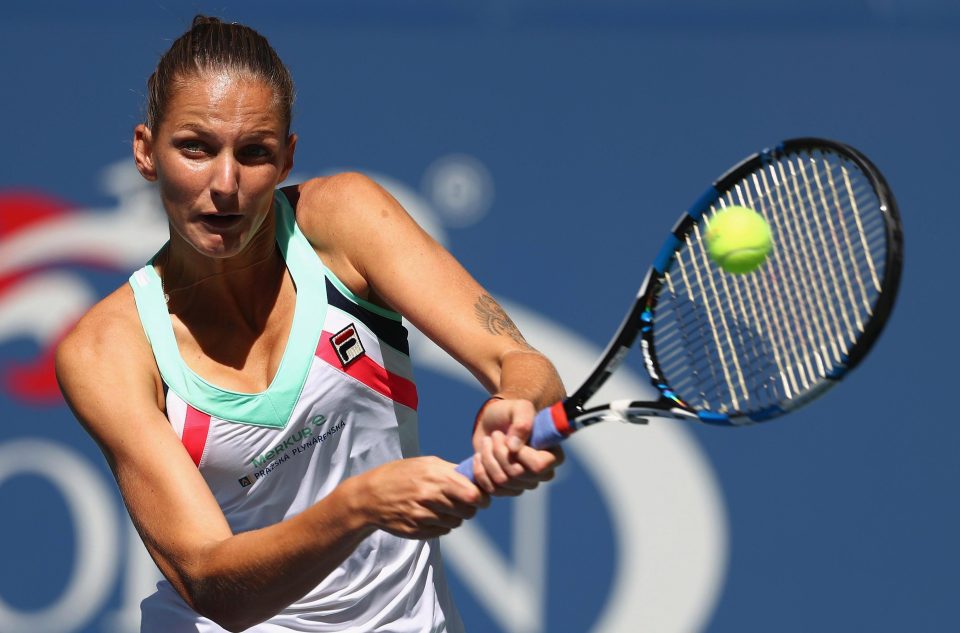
[446,467,489,505]
[503,401,535,445]
[424,498,478,521]
[471,447,496,494]
[449,466,492,508]
[396,524,457,540]
[480,435,525,495]
[513,445,561,480]
[456,477,491,509]
[491,431,527,480]
[383,511,459,539]
[488,431,534,492]
[491,431,550,489]
[430,481,486,518]
[479,435,510,487]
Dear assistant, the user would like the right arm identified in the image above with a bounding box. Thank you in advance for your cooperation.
[55,289,484,632]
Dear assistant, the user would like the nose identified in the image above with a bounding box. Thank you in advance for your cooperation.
[210,152,240,199]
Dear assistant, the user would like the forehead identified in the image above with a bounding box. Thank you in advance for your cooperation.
[162,71,285,132]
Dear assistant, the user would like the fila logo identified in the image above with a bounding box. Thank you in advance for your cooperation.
[331,323,366,367]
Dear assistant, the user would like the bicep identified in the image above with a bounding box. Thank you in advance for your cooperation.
[109,408,232,574]
[301,174,529,388]
[355,195,524,388]
[363,211,566,411]
[56,332,232,601]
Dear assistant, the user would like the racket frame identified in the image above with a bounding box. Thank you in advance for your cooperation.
[564,137,903,430]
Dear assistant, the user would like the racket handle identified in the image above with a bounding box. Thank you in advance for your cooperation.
[454,403,570,482]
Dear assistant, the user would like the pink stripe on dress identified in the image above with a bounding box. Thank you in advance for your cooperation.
[317,331,418,410]
[182,405,212,467]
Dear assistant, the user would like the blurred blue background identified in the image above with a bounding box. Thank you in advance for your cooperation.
[1,2,957,632]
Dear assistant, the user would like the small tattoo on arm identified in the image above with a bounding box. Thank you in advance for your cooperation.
[474,294,532,348]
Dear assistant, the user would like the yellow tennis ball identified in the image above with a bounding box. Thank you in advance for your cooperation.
[705,205,772,274]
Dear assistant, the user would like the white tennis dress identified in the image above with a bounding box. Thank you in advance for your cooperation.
[130,191,464,632]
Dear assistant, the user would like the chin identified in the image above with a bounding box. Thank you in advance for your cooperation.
[189,233,247,259]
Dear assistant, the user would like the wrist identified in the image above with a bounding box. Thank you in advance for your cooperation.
[330,474,378,536]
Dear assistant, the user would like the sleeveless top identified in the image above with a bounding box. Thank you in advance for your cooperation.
[129,191,464,633]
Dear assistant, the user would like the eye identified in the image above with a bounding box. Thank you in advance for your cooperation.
[177,140,208,156]
[241,144,271,159]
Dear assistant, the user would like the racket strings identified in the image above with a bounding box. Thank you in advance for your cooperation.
[758,160,834,386]
[653,149,887,416]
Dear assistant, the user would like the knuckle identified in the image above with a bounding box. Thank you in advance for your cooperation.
[463,488,482,505]
[514,414,532,429]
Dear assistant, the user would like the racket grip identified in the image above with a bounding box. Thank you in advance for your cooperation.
[454,403,569,482]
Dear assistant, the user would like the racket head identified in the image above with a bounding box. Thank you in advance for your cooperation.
[634,138,903,425]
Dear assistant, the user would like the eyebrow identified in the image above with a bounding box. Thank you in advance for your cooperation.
[173,123,282,139]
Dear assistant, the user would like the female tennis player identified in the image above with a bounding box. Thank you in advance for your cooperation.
[55,16,564,633]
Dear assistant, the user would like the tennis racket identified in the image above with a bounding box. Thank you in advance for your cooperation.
[456,137,903,480]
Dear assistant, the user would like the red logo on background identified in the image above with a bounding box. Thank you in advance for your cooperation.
[0,192,76,404]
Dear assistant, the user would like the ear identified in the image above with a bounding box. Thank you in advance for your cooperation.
[279,133,297,183]
[133,124,158,182]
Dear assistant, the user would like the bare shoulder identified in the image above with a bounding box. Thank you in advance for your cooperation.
[286,174,422,304]
[57,285,144,367]
[291,173,401,248]
[56,284,161,422]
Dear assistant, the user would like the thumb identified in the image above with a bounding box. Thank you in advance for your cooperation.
[504,400,536,449]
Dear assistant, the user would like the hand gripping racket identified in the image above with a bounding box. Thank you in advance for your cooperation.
[456,137,903,480]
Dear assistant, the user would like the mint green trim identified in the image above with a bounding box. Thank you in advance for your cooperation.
[128,191,327,429]
[324,271,402,322]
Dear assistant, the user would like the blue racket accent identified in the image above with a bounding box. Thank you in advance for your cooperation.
[687,186,720,219]
[454,406,566,482]
[655,186,718,274]
[452,139,900,480]
[696,410,732,425]
[653,235,681,273]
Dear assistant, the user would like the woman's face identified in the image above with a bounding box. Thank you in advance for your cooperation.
[134,71,295,259]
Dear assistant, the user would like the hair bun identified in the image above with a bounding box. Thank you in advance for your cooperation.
[191,15,222,28]
[145,16,295,131]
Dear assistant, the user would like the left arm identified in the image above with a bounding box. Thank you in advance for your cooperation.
[294,174,566,494]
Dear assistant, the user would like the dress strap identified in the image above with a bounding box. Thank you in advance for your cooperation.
[126,190,328,428]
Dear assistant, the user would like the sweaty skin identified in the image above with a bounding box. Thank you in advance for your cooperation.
[57,70,564,632]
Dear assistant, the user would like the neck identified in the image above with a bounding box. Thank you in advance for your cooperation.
[157,211,284,316]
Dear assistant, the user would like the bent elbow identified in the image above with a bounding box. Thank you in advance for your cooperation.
[181,577,270,633]
[193,600,266,633]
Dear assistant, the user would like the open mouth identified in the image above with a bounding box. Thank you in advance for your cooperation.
[199,214,243,230]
